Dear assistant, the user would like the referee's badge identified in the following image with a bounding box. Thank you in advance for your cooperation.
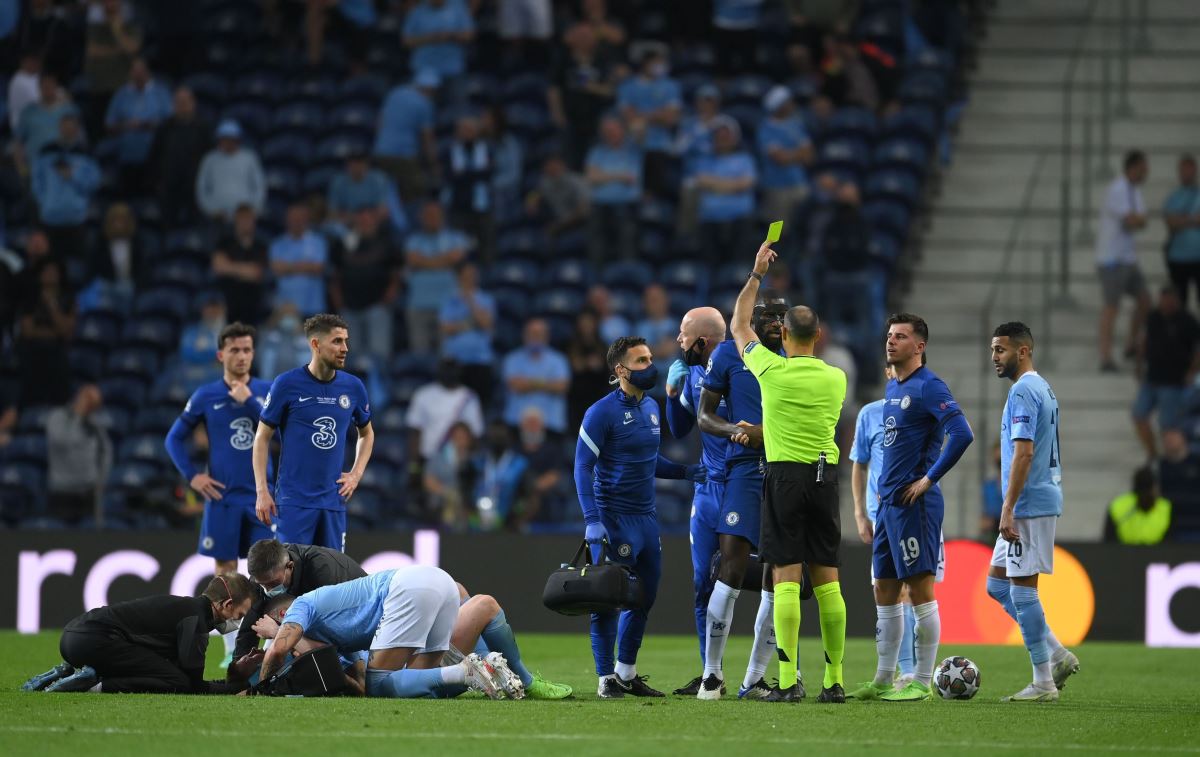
[338,394,351,409]
[900,395,911,410]
[726,512,740,526]
[618,543,632,557]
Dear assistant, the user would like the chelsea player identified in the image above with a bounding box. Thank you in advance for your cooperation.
[989,322,1079,701]
[575,336,706,699]
[254,314,374,551]
[850,314,973,702]
[664,306,729,695]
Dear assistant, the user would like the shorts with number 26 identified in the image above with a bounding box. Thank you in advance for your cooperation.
[872,491,944,580]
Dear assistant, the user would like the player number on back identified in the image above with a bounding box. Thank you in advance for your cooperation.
[311,416,337,450]
[900,537,920,563]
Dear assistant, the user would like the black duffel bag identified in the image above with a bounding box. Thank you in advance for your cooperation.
[543,540,645,616]
[253,644,348,697]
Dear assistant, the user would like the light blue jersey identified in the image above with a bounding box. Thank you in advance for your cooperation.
[849,398,886,521]
[1000,372,1063,518]
[283,570,396,658]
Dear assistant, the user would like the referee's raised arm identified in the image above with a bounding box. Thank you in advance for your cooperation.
[731,242,778,355]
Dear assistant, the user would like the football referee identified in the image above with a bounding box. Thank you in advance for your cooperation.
[731,241,849,703]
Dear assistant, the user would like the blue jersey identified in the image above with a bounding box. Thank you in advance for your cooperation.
[1001,371,1063,518]
[165,377,273,503]
[574,389,685,519]
[283,570,395,658]
[260,366,371,511]
[849,398,886,521]
[879,366,968,509]
[666,365,729,482]
[700,339,775,463]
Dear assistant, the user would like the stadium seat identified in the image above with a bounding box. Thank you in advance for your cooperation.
[544,258,593,292]
[725,74,773,107]
[152,258,210,292]
[827,107,879,143]
[814,137,871,180]
[106,461,161,495]
[131,404,179,434]
[302,165,339,195]
[106,347,162,383]
[601,260,654,291]
[865,169,922,211]
[2,433,48,468]
[122,316,180,355]
[389,353,434,381]
[862,199,912,239]
[487,258,540,293]
[898,70,949,107]
[868,231,902,269]
[117,433,173,470]
[0,462,45,521]
[346,489,383,527]
[270,102,326,137]
[373,431,408,468]
[261,133,314,167]
[337,73,389,105]
[501,73,550,106]
[495,227,546,259]
[135,288,192,325]
[881,106,939,146]
[608,289,642,320]
[183,73,229,109]
[314,134,370,169]
[164,227,210,258]
[659,261,709,301]
[93,406,133,441]
[75,311,121,348]
[265,165,302,202]
[374,405,409,435]
[532,288,579,318]
[69,343,107,382]
[221,101,271,140]
[322,102,377,139]
[873,137,930,179]
[288,75,340,106]
[16,406,52,433]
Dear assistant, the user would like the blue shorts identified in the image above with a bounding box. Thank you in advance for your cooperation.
[277,506,347,551]
[1132,383,1185,427]
[690,479,723,579]
[872,492,944,581]
[198,499,275,560]
[592,510,662,610]
[718,458,763,547]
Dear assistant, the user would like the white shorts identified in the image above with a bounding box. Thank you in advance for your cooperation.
[990,516,1056,577]
[371,565,459,654]
[870,522,945,584]
[497,0,553,39]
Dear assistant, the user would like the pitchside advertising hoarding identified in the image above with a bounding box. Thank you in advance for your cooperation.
[0,531,1196,646]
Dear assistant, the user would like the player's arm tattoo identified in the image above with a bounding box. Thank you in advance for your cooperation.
[259,622,302,680]
[697,388,743,440]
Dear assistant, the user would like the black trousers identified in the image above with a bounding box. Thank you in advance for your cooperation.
[60,629,192,694]
[1168,261,1200,309]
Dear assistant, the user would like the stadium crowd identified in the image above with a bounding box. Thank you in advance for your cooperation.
[0,0,982,533]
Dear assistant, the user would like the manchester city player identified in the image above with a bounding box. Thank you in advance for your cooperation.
[850,314,973,702]
[575,336,706,699]
[664,306,729,695]
[254,314,374,551]
[989,321,1080,702]
[696,293,800,700]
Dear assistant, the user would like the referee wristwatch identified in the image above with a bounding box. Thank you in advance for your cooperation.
[748,271,764,282]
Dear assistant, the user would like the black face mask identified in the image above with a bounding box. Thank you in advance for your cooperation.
[683,337,707,366]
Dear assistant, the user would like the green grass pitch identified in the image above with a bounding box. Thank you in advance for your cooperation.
[1,631,1197,756]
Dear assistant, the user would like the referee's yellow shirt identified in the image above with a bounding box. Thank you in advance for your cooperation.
[742,341,847,464]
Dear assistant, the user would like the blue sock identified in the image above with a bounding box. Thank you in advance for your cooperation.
[590,611,618,677]
[481,609,533,686]
[1010,585,1051,676]
[987,576,1018,621]
[366,668,445,698]
[898,603,917,676]
[431,683,469,699]
[616,608,648,669]
[473,636,490,657]
[694,603,707,665]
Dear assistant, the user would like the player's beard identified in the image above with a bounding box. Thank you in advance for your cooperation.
[996,356,1018,379]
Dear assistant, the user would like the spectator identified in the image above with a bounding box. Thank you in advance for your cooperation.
[497,0,553,71]
[1104,467,1172,545]
[1134,285,1200,461]
[980,441,1003,538]
[711,0,764,76]
[526,154,589,246]
[407,358,484,483]
[616,42,681,194]
[195,120,266,223]
[576,0,626,61]
[441,113,494,263]
[7,50,42,132]
[511,406,564,526]
[585,116,641,265]
[758,86,814,230]
[482,106,524,227]
[675,84,725,238]
[815,181,871,277]
[636,283,676,356]
[502,318,570,436]
[405,200,469,354]
[694,116,756,264]
[1097,150,1151,372]
[19,0,80,85]
[0,388,16,448]
[88,202,144,299]
[439,262,496,407]
[402,0,475,87]
[15,72,74,172]
[212,205,269,326]
[374,70,439,203]
[566,308,611,431]
[103,56,172,193]
[269,202,328,317]
[586,284,631,344]
[16,258,75,407]
[820,34,879,111]
[256,304,310,379]
[815,325,858,396]
[330,207,401,361]
[32,113,100,273]
[423,420,479,529]
[304,0,376,66]
[178,294,226,373]
[549,23,619,169]
[1164,154,1200,307]
[83,0,142,138]
[326,151,390,226]
[149,86,210,225]
[474,421,527,531]
[45,383,111,524]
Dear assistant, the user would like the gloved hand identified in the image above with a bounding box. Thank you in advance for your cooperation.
[584,521,608,545]
[667,359,688,390]
[685,464,707,484]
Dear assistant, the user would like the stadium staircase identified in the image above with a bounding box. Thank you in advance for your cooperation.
[905,0,1200,538]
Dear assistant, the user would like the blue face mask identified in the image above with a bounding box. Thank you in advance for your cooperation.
[622,363,659,391]
[263,582,288,598]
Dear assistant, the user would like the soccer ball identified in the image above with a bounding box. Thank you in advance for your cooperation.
[935,656,981,700]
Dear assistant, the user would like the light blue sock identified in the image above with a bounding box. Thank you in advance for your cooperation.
[1011,585,1053,686]
[473,636,490,657]
[482,609,533,687]
[366,667,446,698]
[898,603,917,676]
[986,576,1019,621]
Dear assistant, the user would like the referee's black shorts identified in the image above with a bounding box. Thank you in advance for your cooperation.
[759,461,841,568]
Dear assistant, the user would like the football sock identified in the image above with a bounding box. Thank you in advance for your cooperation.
[814,581,846,688]
[590,611,618,677]
[873,603,904,687]
[694,592,708,666]
[1011,585,1053,686]
[743,590,777,689]
[615,661,637,681]
[1045,629,1067,660]
[703,581,739,678]
[773,582,801,687]
[898,602,917,676]
[986,575,1019,620]
[366,667,448,698]
[481,609,532,687]
[913,600,941,687]
[616,608,649,673]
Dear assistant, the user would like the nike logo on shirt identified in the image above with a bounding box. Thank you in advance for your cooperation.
[213,403,227,409]
[623,418,635,425]
[298,396,313,403]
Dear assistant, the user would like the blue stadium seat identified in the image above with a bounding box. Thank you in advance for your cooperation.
[601,260,654,291]
[909,47,952,76]
[122,316,179,355]
[374,405,409,434]
[75,311,121,348]
[314,134,370,168]
[322,102,377,138]
[390,377,425,406]
[106,347,162,382]
[898,70,948,107]
[106,461,161,495]
[873,137,930,179]
[608,289,642,321]
[346,490,383,526]
[544,258,593,291]
[270,102,325,136]
[463,72,500,107]
[389,353,434,381]
[149,373,193,408]
[495,227,546,259]
[164,227,210,258]
[203,4,261,39]
[261,133,314,168]
[854,9,904,57]
[16,406,52,433]
[265,165,302,202]
[814,137,871,180]
[373,431,408,468]
[724,74,772,106]
[0,462,44,520]
[337,73,389,105]
[638,198,677,234]
[487,258,540,292]
[355,464,392,498]
[532,288,578,318]
[2,434,48,468]
[18,516,69,529]
[221,101,271,140]
[288,76,340,105]
[659,261,709,301]
[183,73,228,109]
[132,405,181,434]
[303,165,339,195]
[827,107,879,143]
[117,433,172,469]
[152,258,210,291]
[868,232,902,269]
[135,288,193,325]
[94,406,133,442]
[881,106,939,145]
[501,73,549,106]
[492,288,531,323]
[865,169,922,211]
[69,343,106,382]
[862,199,912,239]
